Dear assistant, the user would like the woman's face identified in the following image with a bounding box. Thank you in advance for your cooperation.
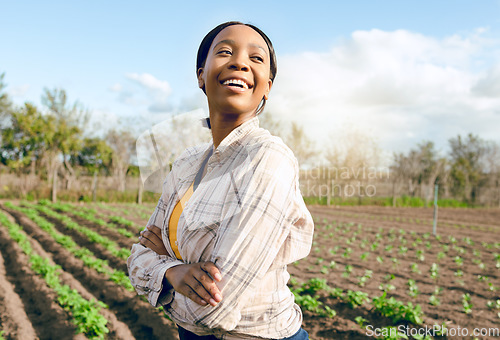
[198,25,273,116]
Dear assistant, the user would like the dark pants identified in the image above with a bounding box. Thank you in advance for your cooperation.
[177,326,309,340]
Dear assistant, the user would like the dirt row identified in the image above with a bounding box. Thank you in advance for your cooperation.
[0,204,180,340]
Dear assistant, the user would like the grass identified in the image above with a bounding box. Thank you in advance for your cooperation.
[302,195,474,208]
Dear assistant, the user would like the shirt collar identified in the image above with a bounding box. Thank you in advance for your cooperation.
[208,115,260,161]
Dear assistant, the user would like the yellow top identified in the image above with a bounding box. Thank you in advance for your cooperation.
[168,181,194,260]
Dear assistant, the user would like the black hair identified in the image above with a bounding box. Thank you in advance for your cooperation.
[196,21,277,115]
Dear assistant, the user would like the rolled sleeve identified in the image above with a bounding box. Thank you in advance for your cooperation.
[127,243,184,307]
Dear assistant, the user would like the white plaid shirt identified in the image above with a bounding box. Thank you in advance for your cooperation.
[127,116,314,339]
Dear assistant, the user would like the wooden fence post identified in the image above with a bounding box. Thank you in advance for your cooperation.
[137,176,143,204]
[433,184,439,236]
[51,166,57,203]
[92,171,98,202]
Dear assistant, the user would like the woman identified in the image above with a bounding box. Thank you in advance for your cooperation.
[127,21,314,339]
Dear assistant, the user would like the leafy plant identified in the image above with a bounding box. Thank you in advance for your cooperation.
[430,263,439,280]
[462,293,472,314]
[410,263,421,274]
[354,316,368,327]
[345,290,369,308]
[342,265,353,278]
[407,279,419,298]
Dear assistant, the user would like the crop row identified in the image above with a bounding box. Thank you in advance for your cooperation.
[22,201,131,260]
[0,211,109,339]
[5,202,133,290]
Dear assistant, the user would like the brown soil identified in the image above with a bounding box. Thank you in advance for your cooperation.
[0,247,38,340]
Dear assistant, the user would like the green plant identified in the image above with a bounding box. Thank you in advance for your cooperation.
[410,263,421,274]
[407,279,419,298]
[430,263,439,280]
[429,295,440,306]
[342,265,353,278]
[345,290,369,308]
[354,316,368,327]
[360,252,370,261]
[357,270,373,287]
[289,278,336,318]
[486,299,500,310]
[379,283,396,292]
[342,247,352,258]
[462,293,472,314]
[371,292,424,325]
[415,249,425,262]
[454,256,463,266]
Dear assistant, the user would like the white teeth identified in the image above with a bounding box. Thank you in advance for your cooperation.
[222,79,249,89]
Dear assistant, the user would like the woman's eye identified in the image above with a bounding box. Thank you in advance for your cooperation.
[218,50,231,55]
[252,56,264,62]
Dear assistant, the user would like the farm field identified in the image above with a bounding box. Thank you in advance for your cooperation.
[0,200,498,339]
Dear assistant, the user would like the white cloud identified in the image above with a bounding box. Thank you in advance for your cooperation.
[126,73,171,96]
[111,73,173,113]
[10,84,30,97]
[266,28,500,163]
[109,83,122,92]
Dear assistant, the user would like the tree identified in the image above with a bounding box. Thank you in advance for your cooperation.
[258,112,286,140]
[483,141,500,207]
[0,72,12,127]
[448,133,488,203]
[71,137,113,175]
[391,141,448,204]
[285,121,317,168]
[41,88,86,189]
[0,103,49,172]
[107,129,136,192]
[325,126,381,202]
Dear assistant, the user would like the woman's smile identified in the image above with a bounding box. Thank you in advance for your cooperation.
[220,77,253,93]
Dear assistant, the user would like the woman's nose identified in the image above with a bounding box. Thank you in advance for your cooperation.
[228,53,249,71]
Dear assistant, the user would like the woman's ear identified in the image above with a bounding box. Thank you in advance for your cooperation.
[264,79,273,100]
[197,68,205,90]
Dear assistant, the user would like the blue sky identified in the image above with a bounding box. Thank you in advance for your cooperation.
[2,0,500,164]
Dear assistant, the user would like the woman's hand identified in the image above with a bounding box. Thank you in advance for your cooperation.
[139,225,168,255]
[165,262,223,307]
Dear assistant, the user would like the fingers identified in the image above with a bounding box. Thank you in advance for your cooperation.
[201,261,222,282]
[197,272,222,306]
[184,274,217,306]
[140,227,162,245]
[147,225,162,239]
[139,227,167,255]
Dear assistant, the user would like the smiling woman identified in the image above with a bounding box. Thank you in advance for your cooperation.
[127,21,314,340]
